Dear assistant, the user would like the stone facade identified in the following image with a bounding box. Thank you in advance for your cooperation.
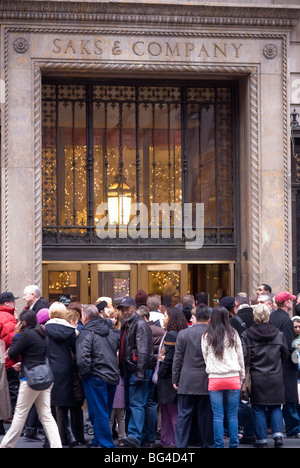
[1,0,300,305]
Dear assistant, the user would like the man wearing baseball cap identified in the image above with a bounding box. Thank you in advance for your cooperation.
[270,291,300,438]
[118,296,154,448]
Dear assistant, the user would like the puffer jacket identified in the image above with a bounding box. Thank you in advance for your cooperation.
[120,313,154,379]
[0,306,17,369]
[76,316,120,386]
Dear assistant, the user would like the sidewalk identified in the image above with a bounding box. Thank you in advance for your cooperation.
[1,420,299,449]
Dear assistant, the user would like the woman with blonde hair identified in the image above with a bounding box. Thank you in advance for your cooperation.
[241,303,289,448]
[46,301,77,447]
[108,309,122,330]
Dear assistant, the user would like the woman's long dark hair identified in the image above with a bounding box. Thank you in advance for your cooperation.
[165,307,188,332]
[205,306,236,359]
[19,309,46,338]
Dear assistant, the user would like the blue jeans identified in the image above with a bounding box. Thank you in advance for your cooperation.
[283,403,300,437]
[83,375,116,448]
[252,404,284,444]
[209,389,240,448]
[142,374,158,444]
[124,369,152,444]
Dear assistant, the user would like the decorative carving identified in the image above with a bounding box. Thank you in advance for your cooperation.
[3,24,290,294]
[13,37,29,53]
[263,43,278,59]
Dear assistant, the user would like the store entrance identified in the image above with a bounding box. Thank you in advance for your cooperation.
[42,262,235,308]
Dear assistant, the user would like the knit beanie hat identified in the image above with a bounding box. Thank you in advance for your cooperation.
[135,289,148,306]
[37,308,50,325]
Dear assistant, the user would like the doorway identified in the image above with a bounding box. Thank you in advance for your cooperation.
[42,261,234,307]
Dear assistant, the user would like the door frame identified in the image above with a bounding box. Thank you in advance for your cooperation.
[43,260,235,305]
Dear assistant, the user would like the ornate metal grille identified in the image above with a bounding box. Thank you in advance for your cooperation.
[42,81,235,246]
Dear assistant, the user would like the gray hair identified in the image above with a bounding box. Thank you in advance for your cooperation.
[24,285,41,298]
[83,304,99,321]
[235,292,249,306]
[147,294,161,312]
[259,293,273,305]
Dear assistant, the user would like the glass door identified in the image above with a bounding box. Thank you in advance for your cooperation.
[42,263,89,304]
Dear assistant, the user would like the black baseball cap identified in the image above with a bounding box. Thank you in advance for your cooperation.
[219,296,235,311]
[96,300,108,311]
[117,297,135,309]
[0,292,19,304]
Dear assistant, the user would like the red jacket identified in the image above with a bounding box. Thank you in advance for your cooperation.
[0,305,17,369]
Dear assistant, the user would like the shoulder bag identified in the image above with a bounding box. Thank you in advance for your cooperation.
[240,344,251,402]
[23,359,54,391]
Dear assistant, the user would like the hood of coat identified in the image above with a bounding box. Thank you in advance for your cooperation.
[246,322,279,342]
[46,318,76,342]
[83,316,110,337]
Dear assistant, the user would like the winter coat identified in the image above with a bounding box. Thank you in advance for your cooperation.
[31,297,49,314]
[76,316,119,386]
[172,323,209,395]
[241,323,289,405]
[0,305,17,370]
[270,308,299,402]
[119,313,154,379]
[45,318,77,407]
[230,306,254,336]
[157,330,178,405]
[0,340,12,420]
[148,321,165,363]
[8,326,48,379]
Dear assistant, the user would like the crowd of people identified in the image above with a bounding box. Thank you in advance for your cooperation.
[0,282,300,449]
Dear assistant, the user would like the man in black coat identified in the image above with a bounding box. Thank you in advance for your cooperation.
[230,292,254,335]
[76,304,119,448]
[270,291,300,438]
[23,285,49,313]
[118,297,154,448]
[172,306,214,448]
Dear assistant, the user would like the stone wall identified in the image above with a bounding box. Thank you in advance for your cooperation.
[0,0,300,303]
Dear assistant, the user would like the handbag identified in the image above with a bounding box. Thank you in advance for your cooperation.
[23,359,54,391]
[152,332,166,385]
[240,345,251,402]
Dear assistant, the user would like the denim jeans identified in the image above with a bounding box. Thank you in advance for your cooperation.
[209,389,240,448]
[283,403,300,437]
[124,369,152,444]
[83,375,116,448]
[252,404,284,444]
[142,373,158,444]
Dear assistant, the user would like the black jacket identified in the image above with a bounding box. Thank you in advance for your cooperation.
[46,319,77,406]
[270,308,299,402]
[32,297,49,313]
[120,313,154,379]
[230,306,254,336]
[8,326,48,380]
[157,329,178,405]
[76,316,119,386]
[241,323,289,405]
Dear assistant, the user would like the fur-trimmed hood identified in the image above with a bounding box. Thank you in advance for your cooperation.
[245,322,279,342]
